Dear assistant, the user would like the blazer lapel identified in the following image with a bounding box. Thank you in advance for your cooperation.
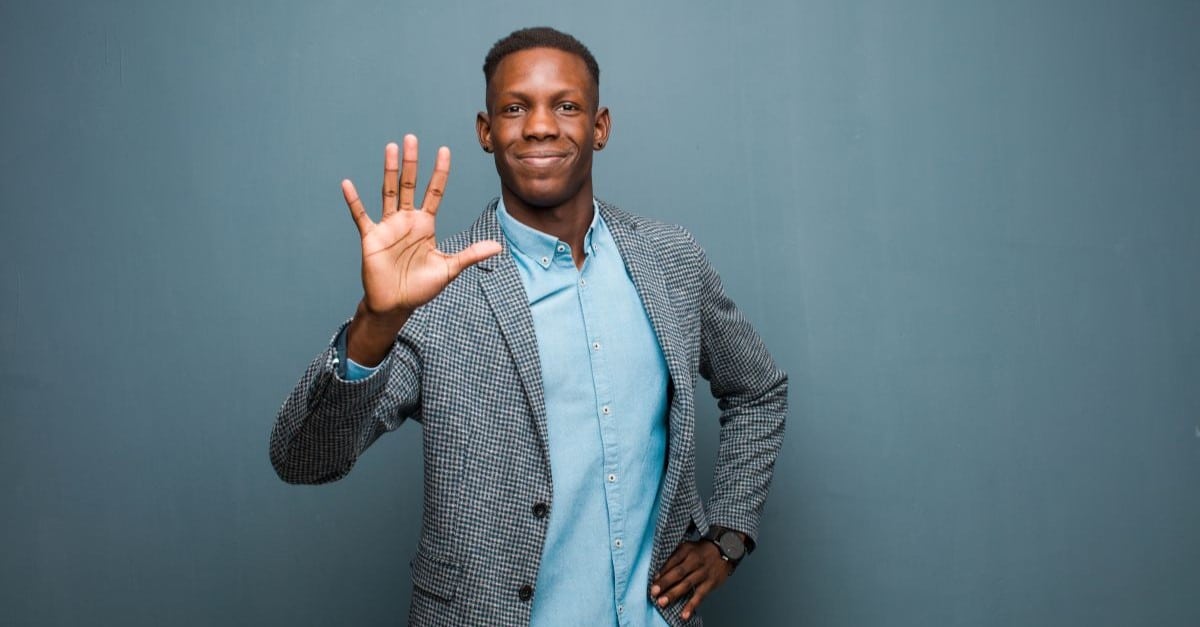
[601,201,707,576]
[470,202,552,466]
[600,202,688,401]
[602,201,692,570]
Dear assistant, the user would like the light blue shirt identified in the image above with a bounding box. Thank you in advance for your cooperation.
[498,199,669,627]
[342,199,670,625]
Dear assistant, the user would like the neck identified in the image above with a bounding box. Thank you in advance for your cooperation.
[501,184,595,268]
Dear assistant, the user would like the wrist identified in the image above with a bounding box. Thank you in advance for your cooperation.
[346,301,411,367]
[356,298,414,325]
[703,526,748,570]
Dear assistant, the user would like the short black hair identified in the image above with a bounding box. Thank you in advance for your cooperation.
[483,27,600,90]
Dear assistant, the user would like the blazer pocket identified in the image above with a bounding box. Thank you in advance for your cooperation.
[410,550,462,603]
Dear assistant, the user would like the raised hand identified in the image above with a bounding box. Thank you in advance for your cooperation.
[343,135,501,366]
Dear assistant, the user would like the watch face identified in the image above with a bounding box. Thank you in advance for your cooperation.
[718,532,746,561]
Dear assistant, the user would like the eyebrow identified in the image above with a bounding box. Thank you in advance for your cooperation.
[494,87,588,102]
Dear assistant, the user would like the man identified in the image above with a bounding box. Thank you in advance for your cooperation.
[271,27,787,626]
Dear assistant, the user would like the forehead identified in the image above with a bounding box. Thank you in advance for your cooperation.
[488,47,594,97]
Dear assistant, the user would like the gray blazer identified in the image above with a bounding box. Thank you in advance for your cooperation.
[271,200,788,626]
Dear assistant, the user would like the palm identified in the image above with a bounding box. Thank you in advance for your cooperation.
[343,137,501,317]
[360,209,451,312]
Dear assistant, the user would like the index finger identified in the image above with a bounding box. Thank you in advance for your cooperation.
[381,142,399,216]
[654,544,691,587]
[421,146,450,216]
[652,551,696,594]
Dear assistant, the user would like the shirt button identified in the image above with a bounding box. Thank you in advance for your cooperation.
[556,244,566,252]
[592,342,601,351]
[579,279,587,287]
[607,474,617,483]
[601,406,611,415]
[614,538,623,548]
[518,584,534,602]
[540,256,550,265]
[618,605,624,614]
[532,502,549,519]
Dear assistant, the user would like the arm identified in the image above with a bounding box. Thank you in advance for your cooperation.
[652,236,789,620]
[697,240,789,543]
[269,315,424,484]
[269,136,501,485]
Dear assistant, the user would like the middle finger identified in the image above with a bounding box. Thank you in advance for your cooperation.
[399,134,419,210]
[381,142,399,216]
[659,568,704,606]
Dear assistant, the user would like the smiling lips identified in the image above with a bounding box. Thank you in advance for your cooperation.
[516,150,570,169]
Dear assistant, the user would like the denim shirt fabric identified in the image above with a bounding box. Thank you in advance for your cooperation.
[496,199,670,627]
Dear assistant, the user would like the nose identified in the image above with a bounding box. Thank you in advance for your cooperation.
[522,105,559,141]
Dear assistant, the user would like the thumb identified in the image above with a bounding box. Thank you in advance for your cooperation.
[445,240,503,279]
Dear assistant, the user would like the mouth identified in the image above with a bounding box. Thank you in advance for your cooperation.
[515,151,570,169]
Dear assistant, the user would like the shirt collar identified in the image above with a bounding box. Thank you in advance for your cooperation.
[496,197,602,269]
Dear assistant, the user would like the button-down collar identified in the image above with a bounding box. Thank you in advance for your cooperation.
[497,198,600,268]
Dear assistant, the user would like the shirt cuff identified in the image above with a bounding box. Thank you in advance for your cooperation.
[334,323,381,381]
[344,358,379,381]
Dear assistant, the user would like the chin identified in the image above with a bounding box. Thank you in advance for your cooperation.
[509,178,581,209]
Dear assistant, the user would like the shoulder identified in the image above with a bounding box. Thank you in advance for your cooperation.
[597,199,705,263]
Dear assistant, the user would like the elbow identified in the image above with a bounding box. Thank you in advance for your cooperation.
[269,444,311,485]
[772,369,789,413]
[270,451,347,486]
[268,435,348,486]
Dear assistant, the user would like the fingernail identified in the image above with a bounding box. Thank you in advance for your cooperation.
[650,586,660,595]
[658,596,668,606]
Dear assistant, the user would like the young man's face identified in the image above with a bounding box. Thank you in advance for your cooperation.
[477,47,610,210]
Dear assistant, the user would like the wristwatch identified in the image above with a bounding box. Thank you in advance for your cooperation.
[703,526,747,570]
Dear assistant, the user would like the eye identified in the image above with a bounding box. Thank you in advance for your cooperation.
[558,103,581,112]
[502,104,525,115]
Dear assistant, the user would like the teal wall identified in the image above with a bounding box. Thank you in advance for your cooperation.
[2,1,1198,625]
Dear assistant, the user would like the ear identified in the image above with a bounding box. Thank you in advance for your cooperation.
[476,111,493,153]
[593,106,611,151]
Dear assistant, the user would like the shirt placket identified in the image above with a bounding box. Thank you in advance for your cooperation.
[572,244,632,624]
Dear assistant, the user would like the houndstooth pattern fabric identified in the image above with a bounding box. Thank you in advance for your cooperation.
[270,199,788,626]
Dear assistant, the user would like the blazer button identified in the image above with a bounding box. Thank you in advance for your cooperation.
[532,502,549,519]
[518,584,534,602]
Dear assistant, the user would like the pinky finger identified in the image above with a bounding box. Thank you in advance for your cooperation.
[343,179,373,236]
[680,582,713,621]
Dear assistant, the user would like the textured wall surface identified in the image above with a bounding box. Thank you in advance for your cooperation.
[2,1,1198,625]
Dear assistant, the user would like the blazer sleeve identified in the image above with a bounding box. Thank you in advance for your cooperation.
[269,313,425,485]
[692,236,789,547]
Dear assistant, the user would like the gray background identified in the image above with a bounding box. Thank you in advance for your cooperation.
[2,1,1198,625]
